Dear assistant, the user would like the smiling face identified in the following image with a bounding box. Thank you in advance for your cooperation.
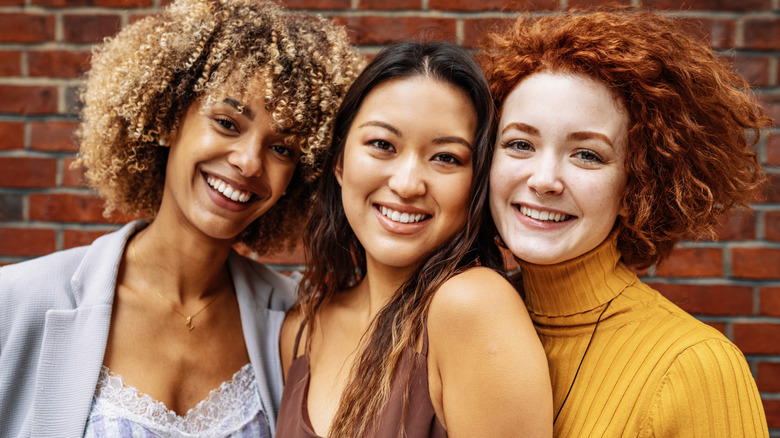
[158,87,301,243]
[336,76,476,272]
[489,71,629,265]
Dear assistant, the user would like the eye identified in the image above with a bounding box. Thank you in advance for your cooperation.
[504,139,533,152]
[270,144,296,158]
[432,152,462,165]
[574,149,603,163]
[368,139,395,152]
[213,116,238,133]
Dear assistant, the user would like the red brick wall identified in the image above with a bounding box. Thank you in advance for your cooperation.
[1,0,778,432]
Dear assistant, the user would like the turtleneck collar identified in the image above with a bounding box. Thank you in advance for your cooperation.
[516,231,638,318]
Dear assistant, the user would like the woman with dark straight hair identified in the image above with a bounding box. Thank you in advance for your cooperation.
[276,41,552,437]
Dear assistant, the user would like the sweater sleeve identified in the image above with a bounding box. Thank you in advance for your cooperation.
[638,338,768,437]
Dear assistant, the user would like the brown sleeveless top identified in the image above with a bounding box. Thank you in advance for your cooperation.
[276,322,447,438]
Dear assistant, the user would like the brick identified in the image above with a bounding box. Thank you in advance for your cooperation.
[63,14,122,44]
[769,134,780,167]
[0,0,24,5]
[0,13,54,43]
[703,321,726,335]
[654,247,722,278]
[0,86,57,115]
[0,157,57,188]
[63,228,114,249]
[743,18,780,51]
[0,50,21,76]
[767,211,780,242]
[765,399,780,430]
[430,0,556,11]
[730,56,770,87]
[334,16,456,46]
[277,0,350,8]
[358,0,419,9]
[759,95,780,128]
[732,247,780,280]
[0,122,24,150]
[28,51,91,79]
[64,85,82,116]
[62,157,87,188]
[463,18,515,49]
[762,172,780,203]
[30,121,79,153]
[34,0,152,6]
[713,210,756,241]
[28,193,132,224]
[650,283,753,316]
[733,322,780,354]
[757,361,780,392]
[760,286,780,317]
[678,18,735,50]
[0,194,23,221]
[643,0,769,10]
[0,228,56,257]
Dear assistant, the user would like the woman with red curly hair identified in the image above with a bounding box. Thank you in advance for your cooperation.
[485,10,770,436]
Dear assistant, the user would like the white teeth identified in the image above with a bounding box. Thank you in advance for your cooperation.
[206,175,253,203]
[519,205,570,222]
[380,206,428,224]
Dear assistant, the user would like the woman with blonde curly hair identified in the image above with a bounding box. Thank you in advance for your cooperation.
[485,9,770,436]
[0,0,361,436]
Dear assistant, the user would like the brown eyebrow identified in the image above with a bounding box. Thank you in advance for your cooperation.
[432,136,473,149]
[501,122,539,136]
[358,121,401,137]
[568,131,615,148]
[222,98,254,121]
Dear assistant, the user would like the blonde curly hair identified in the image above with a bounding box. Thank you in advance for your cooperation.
[76,0,364,255]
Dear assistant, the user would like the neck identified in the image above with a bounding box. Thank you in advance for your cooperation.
[130,216,234,304]
[355,258,416,320]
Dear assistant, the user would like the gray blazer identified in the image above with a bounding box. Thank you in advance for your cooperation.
[0,220,295,437]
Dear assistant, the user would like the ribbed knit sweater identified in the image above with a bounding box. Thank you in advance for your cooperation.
[517,233,768,437]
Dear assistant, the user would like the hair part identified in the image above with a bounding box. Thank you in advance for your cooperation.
[484,9,771,268]
[298,40,501,437]
[76,0,364,255]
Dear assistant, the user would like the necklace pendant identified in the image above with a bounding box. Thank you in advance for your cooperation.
[186,316,194,331]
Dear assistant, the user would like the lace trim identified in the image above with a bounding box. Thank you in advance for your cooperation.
[90,363,263,435]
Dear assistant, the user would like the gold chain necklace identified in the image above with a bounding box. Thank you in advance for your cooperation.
[131,239,222,331]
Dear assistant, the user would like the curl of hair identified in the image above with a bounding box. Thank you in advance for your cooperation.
[298,41,501,437]
[76,0,364,255]
[484,9,771,268]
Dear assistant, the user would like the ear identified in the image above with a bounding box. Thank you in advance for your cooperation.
[334,153,344,187]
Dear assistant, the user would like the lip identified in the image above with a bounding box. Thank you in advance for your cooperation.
[373,202,431,235]
[512,202,575,229]
[202,171,263,212]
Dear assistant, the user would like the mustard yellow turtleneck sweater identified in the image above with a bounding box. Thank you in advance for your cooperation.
[518,233,768,437]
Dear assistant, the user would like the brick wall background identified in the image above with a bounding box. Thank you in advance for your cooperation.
[0,0,778,433]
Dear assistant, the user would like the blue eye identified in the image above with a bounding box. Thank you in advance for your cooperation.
[574,150,602,163]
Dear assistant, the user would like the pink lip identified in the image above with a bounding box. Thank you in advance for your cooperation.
[373,202,431,235]
[202,172,262,212]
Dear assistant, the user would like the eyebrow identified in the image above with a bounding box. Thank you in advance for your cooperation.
[223,98,254,121]
[359,121,472,149]
[502,122,614,148]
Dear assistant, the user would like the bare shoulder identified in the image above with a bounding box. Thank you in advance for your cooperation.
[428,266,527,325]
[280,304,306,381]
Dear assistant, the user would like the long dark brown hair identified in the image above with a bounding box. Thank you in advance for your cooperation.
[297,41,501,437]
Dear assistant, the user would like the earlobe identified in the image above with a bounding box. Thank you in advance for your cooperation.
[334,155,344,186]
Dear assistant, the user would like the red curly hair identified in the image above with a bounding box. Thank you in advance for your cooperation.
[484,10,771,269]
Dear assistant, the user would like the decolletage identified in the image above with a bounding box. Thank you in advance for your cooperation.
[276,322,447,438]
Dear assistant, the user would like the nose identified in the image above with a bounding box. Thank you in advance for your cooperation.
[526,152,564,197]
[228,137,264,178]
[388,154,426,199]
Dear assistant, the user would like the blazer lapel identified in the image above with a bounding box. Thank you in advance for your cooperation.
[30,221,143,437]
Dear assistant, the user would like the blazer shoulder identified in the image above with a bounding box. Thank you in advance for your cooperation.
[229,253,298,311]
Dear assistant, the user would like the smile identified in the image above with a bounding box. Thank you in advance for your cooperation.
[518,205,572,222]
[379,205,429,224]
[206,175,253,203]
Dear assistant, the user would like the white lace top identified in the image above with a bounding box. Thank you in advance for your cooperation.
[84,363,270,438]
